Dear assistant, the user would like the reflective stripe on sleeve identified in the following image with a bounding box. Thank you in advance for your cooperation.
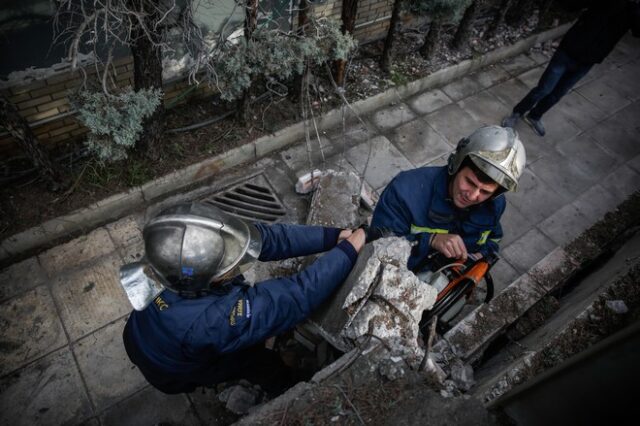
[410,225,449,235]
[477,230,491,245]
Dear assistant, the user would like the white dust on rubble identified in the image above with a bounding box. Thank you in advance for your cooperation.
[341,237,437,370]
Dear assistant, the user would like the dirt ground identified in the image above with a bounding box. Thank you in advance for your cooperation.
[0,4,577,240]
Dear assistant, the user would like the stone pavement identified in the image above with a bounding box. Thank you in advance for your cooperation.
[1,34,639,425]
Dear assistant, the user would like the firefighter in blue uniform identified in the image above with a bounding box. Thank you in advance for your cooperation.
[371,125,526,271]
[119,202,365,395]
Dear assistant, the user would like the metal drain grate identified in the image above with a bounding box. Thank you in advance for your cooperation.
[201,174,287,223]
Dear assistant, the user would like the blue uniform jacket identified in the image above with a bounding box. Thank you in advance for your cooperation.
[370,166,505,271]
[123,223,357,393]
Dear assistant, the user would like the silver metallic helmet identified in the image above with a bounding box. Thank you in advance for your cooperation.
[119,202,262,310]
[447,125,526,192]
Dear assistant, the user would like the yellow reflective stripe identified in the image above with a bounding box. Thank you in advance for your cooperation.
[410,225,448,235]
[477,230,491,245]
[489,238,501,243]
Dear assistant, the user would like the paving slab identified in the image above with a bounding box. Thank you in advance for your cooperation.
[457,90,511,127]
[572,184,624,224]
[105,215,145,263]
[280,135,336,173]
[343,135,414,191]
[324,118,377,146]
[50,254,130,341]
[488,77,532,109]
[628,154,640,174]
[499,54,538,76]
[527,51,551,65]
[553,91,608,131]
[0,256,47,302]
[38,227,116,276]
[262,159,309,224]
[490,259,520,295]
[500,200,535,247]
[586,115,640,161]
[598,65,640,102]
[514,107,582,147]
[74,317,147,411]
[441,75,484,101]
[554,134,617,181]
[538,203,593,247]
[609,100,640,134]
[469,65,511,89]
[506,169,567,224]
[575,77,632,113]
[370,102,416,130]
[99,386,199,426]
[515,65,545,89]
[406,88,453,115]
[599,165,640,205]
[0,285,67,376]
[514,130,556,166]
[424,102,483,145]
[0,348,92,426]
[388,119,452,167]
[501,228,557,274]
[528,149,596,201]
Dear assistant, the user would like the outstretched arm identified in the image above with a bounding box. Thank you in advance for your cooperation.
[216,229,366,354]
[255,223,343,261]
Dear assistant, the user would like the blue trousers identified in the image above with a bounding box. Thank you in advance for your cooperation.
[514,49,592,120]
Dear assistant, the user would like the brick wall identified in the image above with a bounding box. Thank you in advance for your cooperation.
[1,0,394,156]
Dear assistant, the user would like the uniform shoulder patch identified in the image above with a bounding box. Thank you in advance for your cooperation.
[229,298,252,326]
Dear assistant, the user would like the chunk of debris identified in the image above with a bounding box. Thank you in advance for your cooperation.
[218,381,263,415]
[305,169,361,228]
[605,299,628,314]
[450,360,475,392]
[360,180,378,211]
[295,169,323,194]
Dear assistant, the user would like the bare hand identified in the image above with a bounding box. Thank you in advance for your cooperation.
[346,228,366,253]
[431,234,468,261]
[338,229,353,242]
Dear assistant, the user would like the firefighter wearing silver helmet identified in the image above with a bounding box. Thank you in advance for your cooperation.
[120,202,365,395]
[371,125,526,270]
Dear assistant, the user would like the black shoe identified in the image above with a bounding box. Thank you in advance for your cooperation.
[501,112,521,128]
[525,115,546,136]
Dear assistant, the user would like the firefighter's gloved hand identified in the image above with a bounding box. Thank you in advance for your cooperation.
[359,225,394,243]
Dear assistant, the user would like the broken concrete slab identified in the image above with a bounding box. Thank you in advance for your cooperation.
[305,170,362,229]
[311,237,437,371]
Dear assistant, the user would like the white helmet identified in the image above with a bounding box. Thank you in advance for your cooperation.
[447,125,526,192]
[119,202,262,310]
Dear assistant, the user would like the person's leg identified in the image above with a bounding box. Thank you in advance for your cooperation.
[502,50,570,128]
[513,50,571,115]
[528,61,592,120]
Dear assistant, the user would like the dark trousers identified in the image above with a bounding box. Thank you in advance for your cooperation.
[514,49,592,120]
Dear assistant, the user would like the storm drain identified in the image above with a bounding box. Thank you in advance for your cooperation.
[201,174,287,223]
